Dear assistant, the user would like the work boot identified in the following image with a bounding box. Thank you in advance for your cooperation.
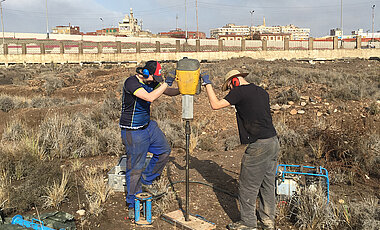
[257,221,275,230]
[227,221,257,230]
[127,207,135,220]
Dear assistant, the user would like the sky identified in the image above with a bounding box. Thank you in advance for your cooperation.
[1,0,379,37]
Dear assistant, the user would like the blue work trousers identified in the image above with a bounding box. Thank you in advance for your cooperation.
[121,120,171,208]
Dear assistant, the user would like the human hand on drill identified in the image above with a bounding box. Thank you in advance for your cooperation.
[164,71,176,86]
[201,72,212,86]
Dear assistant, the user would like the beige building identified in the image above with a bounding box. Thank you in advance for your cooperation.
[52,24,81,35]
[210,18,310,40]
[210,24,250,38]
[118,8,151,37]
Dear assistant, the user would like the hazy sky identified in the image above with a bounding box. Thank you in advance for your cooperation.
[2,0,379,37]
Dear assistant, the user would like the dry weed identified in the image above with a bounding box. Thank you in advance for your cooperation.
[0,169,10,211]
[70,159,84,172]
[348,196,380,230]
[21,133,46,160]
[86,194,103,216]
[309,136,326,159]
[151,165,176,216]
[81,170,112,203]
[290,187,340,230]
[2,119,26,142]
[42,171,70,209]
[0,95,15,112]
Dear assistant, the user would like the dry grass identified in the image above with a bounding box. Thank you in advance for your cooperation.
[81,169,112,204]
[274,121,307,163]
[2,119,26,142]
[289,187,340,230]
[43,75,64,95]
[42,171,70,209]
[21,133,45,160]
[309,136,326,159]
[348,196,380,230]
[81,168,112,216]
[151,165,176,216]
[86,194,103,216]
[70,159,84,172]
[0,95,15,112]
[0,169,10,211]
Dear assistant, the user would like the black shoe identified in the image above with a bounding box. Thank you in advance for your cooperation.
[258,221,275,230]
[128,207,135,220]
[227,221,257,230]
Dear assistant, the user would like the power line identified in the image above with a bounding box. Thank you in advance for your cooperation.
[198,0,379,10]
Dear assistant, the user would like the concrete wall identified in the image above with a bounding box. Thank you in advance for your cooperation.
[0,49,379,65]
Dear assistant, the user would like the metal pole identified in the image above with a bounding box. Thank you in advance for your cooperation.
[45,0,49,39]
[196,0,199,39]
[340,0,343,47]
[176,14,178,30]
[185,120,190,221]
[0,0,5,48]
[185,0,188,42]
[250,10,254,40]
[372,5,376,43]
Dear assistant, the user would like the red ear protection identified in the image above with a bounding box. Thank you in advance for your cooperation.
[231,77,240,87]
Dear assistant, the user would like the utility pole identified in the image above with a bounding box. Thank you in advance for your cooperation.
[176,14,178,30]
[340,0,343,47]
[45,0,49,39]
[0,0,5,48]
[250,10,254,40]
[185,0,188,42]
[372,5,376,44]
[196,0,199,39]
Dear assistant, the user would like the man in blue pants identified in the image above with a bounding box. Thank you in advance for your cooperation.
[119,60,179,219]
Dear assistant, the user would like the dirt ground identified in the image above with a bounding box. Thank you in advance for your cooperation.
[0,58,379,230]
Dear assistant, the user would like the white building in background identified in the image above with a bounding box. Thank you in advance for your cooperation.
[210,23,250,38]
[118,8,151,37]
[351,29,380,38]
[210,18,310,40]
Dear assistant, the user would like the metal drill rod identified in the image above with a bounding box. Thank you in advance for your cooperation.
[185,120,191,221]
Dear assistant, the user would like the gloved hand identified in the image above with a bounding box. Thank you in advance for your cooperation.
[201,72,212,85]
[165,76,175,86]
[153,75,164,83]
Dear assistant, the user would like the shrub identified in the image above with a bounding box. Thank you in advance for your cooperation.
[274,88,300,104]
[81,171,111,203]
[198,136,218,151]
[151,165,175,216]
[366,102,379,115]
[0,146,62,213]
[2,119,26,142]
[43,75,65,95]
[31,97,70,108]
[289,188,340,230]
[42,170,70,209]
[356,134,380,177]
[151,98,178,121]
[348,196,380,230]
[274,121,307,163]
[157,120,184,148]
[224,135,240,151]
[0,95,15,112]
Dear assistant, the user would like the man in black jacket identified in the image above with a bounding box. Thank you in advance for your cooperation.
[202,70,279,230]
